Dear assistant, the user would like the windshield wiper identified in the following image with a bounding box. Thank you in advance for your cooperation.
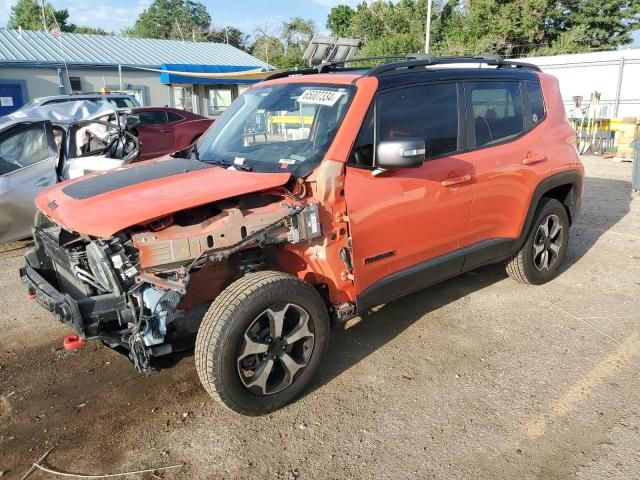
[202,159,252,172]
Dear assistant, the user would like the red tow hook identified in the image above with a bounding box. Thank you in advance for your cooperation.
[63,335,86,351]
[26,294,36,301]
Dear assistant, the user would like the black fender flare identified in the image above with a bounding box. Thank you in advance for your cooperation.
[516,169,583,251]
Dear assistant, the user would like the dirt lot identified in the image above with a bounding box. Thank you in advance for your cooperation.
[1,155,639,480]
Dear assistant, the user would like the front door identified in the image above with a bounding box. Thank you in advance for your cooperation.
[344,82,473,304]
[0,122,57,242]
[0,84,24,116]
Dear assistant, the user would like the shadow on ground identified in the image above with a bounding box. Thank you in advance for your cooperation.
[309,174,633,396]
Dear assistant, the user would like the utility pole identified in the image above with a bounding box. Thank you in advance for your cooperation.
[424,0,433,54]
[41,0,48,31]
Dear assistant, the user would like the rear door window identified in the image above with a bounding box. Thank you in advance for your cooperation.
[468,81,524,147]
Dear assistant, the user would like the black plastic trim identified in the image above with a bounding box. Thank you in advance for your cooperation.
[356,248,465,313]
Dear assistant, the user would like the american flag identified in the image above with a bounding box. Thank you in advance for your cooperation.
[50,26,61,38]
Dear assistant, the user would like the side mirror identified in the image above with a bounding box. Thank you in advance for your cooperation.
[376,137,426,170]
[125,115,140,128]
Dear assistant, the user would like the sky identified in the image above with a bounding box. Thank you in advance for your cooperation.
[0,0,358,35]
[0,0,638,46]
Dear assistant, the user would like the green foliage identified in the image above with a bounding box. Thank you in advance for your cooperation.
[71,26,110,35]
[125,0,211,41]
[8,0,72,31]
[208,27,250,51]
[328,0,640,58]
[251,18,316,69]
[326,5,355,37]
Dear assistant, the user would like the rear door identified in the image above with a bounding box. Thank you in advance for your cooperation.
[344,81,473,302]
[135,110,175,159]
[463,79,551,261]
[0,122,57,242]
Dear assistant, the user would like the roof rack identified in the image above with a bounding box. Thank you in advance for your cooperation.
[263,54,540,81]
[263,54,431,81]
[366,55,541,75]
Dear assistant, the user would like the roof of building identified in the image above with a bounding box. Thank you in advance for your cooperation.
[0,29,267,68]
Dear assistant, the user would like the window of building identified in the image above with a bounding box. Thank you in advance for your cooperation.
[136,111,167,125]
[173,85,194,112]
[468,81,524,147]
[207,86,234,115]
[69,77,82,92]
[526,81,545,125]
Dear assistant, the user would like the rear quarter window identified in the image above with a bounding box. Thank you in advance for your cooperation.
[167,111,184,123]
[526,81,546,125]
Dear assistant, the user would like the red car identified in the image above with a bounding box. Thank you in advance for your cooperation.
[131,107,214,161]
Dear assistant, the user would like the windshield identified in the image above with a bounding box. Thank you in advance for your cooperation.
[195,83,355,177]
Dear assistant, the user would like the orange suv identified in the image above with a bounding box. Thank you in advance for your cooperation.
[21,55,584,414]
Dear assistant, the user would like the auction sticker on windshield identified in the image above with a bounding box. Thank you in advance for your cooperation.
[297,89,345,107]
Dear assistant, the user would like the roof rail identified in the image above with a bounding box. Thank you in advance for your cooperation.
[262,54,540,82]
[366,55,541,75]
[263,54,431,81]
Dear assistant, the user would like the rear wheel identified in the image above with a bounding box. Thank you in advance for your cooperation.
[195,271,330,415]
[506,198,570,285]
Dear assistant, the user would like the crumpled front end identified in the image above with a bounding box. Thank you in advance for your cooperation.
[21,191,323,372]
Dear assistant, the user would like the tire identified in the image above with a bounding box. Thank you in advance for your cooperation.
[195,271,330,415]
[506,197,570,285]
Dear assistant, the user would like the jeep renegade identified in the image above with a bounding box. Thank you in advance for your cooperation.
[21,55,584,415]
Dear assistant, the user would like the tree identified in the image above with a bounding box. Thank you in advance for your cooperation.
[250,18,316,69]
[326,5,355,37]
[208,26,250,51]
[125,0,212,41]
[72,26,110,35]
[8,0,72,31]
[326,0,640,59]
[548,0,640,52]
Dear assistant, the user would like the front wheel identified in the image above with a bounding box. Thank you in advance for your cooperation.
[195,271,330,415]
[506,197,570,285]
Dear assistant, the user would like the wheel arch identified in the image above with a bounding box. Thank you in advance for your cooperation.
[517,170,583,250]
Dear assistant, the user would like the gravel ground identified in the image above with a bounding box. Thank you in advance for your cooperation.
[1,155,638,480]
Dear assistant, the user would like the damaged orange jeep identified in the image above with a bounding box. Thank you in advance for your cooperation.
[21,56,583,414]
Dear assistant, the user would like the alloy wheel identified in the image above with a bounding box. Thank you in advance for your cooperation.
[532,214,563,271]
[237,302,315,395]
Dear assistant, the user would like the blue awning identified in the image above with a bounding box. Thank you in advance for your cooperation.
[160,64,266,85]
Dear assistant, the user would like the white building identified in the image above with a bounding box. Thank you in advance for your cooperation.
[525,48,640,119]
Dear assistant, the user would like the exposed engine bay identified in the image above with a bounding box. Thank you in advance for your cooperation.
[23,190,323,372]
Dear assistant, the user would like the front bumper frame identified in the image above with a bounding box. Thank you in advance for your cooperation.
[20,255,84,333]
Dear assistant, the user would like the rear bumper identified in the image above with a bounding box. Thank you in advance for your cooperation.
[20,254,83,334]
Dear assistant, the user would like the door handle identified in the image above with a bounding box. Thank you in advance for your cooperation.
[160,129,170,134]
[35,176,53,187]
[441,174,472,187]
[522,152,547,165]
